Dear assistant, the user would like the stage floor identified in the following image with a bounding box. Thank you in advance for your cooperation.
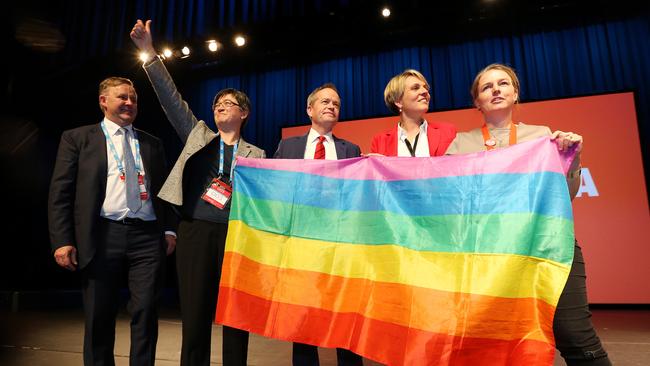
[1,308,648,365]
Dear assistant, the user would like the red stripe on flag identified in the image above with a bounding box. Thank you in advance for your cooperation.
[216,287,555,365]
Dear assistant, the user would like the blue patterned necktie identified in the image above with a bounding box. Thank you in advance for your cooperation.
[121,128,141,213]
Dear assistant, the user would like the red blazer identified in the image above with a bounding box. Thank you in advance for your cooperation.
[370,121,457,156]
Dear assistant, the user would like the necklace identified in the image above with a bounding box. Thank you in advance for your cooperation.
[481,123,517,150]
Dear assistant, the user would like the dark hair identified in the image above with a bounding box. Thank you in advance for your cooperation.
[212,88,252,130]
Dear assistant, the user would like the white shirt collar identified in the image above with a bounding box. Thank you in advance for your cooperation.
[103,117,133,136]
[398,119,428,142]
[307,128,334,144]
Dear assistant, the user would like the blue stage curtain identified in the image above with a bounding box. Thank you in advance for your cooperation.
[55,1,649,157]
[184,17,650,156]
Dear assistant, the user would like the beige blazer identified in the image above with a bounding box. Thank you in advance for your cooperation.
[143,58,266,206]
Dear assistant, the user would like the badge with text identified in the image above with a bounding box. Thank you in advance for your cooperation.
[119,171,148,200]
[138,173,148,200]
[201,177,232,209]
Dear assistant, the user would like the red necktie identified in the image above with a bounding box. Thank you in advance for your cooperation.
[314,135,326,159]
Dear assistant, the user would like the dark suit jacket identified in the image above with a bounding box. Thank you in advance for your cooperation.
[274,133,361,159]
[370,121,457,157]
[48,123,173,269]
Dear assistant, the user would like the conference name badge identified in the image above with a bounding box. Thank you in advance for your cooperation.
[201,177,232,209]
[138,173,148,200]
[119,172,149,200]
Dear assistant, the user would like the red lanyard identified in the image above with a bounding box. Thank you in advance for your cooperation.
[481,123,517,150]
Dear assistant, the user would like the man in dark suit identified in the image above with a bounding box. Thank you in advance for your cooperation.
[274,83,361,160]
[274,83,363,366]
[48,77,176,366]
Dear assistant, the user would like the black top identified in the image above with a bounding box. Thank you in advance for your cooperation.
[180,138,234,223]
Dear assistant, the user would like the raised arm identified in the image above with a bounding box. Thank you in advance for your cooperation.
[130,19,199,142]
[130,19,156,55]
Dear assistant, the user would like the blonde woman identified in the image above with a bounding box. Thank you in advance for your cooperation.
[371,69,456,156]
[446,63,611,366]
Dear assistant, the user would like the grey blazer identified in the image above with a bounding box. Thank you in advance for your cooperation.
[143,58,266,206]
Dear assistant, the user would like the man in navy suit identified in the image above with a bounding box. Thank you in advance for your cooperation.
[274,83,360,160]
[274,83,362,366]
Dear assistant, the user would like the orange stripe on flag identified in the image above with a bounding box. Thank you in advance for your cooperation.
[217,252,556,343]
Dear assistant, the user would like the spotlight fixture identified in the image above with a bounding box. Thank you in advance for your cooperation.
[162,48,173,58]
[181,46,190,58]
[234,35,246,47]
[381,7,391,17]
[138,52,150,63]
[207,40,218,52]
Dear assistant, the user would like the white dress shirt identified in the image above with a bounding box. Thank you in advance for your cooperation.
[303,128,338,160]
[100,118,156,221]
[397,120,431,157]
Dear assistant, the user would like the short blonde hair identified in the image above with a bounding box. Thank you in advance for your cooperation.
[307,83,340,107]
[470,63,520,102]
[98,77,134,112]
[384,69,428,114]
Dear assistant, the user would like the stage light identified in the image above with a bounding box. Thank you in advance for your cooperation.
[207,40,218,52]
[139,52,150,63]
[181,46,190,58]
[234,35,246,47]
[381,7,391,17]
[162,48,173,58]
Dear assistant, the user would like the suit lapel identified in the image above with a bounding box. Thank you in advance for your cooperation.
[426,125,441,156]
[298,134,310,159]
[91,123,108,201]
[388,127,399,156]
[283,134,309,159]
[236,137,253,158]
[136,129,153,188]
[333,135,346,159]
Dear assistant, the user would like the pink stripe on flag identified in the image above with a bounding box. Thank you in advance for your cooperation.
[237,137,575,181]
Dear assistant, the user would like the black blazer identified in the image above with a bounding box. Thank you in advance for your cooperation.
[48,123,173,269]
[273,133,361,159]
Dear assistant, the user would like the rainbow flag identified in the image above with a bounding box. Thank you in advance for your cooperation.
[216,137,576,365]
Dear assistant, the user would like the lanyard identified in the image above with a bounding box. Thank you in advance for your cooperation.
[100,121,142,174]
[404,133,420,157]
[481,123,517,150]
[219,138,239,179]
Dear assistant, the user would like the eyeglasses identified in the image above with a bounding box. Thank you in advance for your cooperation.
[214,100,240,109]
